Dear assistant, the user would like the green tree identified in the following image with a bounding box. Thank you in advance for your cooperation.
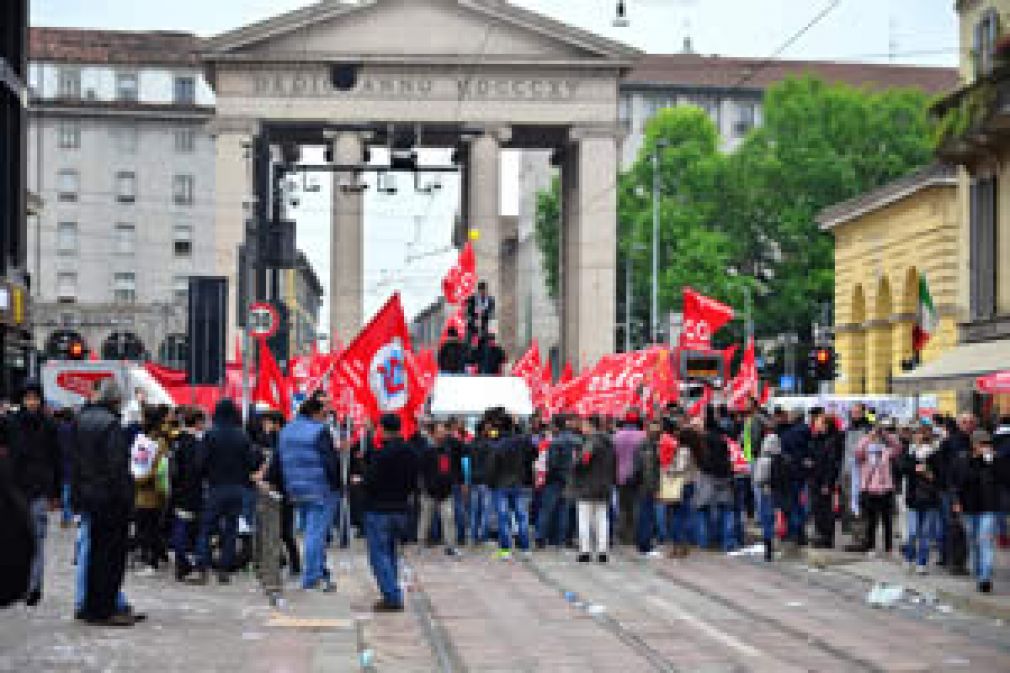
[534,76,935,344]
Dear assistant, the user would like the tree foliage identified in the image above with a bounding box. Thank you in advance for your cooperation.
[534,76,936,345]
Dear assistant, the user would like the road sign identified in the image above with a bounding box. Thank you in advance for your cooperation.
[249,302,280,339]
[779,375,796,392]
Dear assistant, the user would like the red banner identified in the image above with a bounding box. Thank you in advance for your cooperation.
[253,337,292,418]
[680,288,734,350]
[727,337,758,411]
[977,370,1010,394]
[512,340,542,385]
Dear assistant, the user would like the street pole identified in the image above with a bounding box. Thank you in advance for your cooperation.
[744,285,753,342]
[624,254,632,352]
[651,147,660,344]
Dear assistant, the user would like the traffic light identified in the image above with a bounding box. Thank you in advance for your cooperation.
[67,338,86,360]
[808,347,836,381]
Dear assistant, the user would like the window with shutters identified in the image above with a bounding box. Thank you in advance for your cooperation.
[973,9,1001,79]
[173,174,194,206]
[114,223,136,256]
[57,68,81,99]
[173,223,193,257]
[174,76,196,105]
[116,171,137,203]
[174,128,195,153]
[970,175,998,320]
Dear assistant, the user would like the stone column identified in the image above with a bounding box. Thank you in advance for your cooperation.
[466,130,506,325]
[330,132,365,343]
[561,129,618,370]
[211,117,257,350]
[865,320,893,394]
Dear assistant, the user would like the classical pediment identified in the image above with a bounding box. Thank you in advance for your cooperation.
[203,0,640,65]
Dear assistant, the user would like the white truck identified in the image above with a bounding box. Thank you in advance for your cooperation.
[41,360,174,409]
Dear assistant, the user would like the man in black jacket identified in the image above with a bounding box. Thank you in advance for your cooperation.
[419,421,461,555]
[953,429,1010,593]
[9,380,60,606]
[537,415,577,549]
[193,399,261,585]
[437,327,468,374]
[0,418,33,608]
[170,407,206,581]
[73,379,137,626]
[363,414,419,611]
[810,414,844,548]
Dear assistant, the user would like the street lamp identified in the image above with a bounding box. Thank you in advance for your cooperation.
[651,139,669,344]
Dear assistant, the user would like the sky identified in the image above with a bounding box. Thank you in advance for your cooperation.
[30,0,959,327]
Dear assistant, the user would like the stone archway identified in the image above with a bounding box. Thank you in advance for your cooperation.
[867,275,893,393]
[202,0,638,368]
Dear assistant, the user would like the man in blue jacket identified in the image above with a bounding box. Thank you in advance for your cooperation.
[278,397,339,592]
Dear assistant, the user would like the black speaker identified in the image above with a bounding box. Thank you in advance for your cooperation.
[187,276,228,385]
[330,63,359,91]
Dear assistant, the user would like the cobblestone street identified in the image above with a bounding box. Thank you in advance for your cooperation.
[3,523,1010,672]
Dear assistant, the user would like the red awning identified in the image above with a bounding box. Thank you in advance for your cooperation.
[976,370,1010,394]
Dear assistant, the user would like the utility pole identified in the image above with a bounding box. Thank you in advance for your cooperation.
[651,143,665,344]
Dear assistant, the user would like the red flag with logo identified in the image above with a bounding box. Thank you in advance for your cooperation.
[253,338,292,418]
[687,386,713,417]
[334,293,423,436]
[442,242,477,304]
[728,337,758,411]
[680,288,734,350]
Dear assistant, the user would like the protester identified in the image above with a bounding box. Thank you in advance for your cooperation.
[170,407,206,582]
[855,421,902,556]
[694,411,734,551]
[941,414,975,573]
[569,414,616,563]
[780,408,815,547]
[753,433,788,562]
[278,397,339,592]
[468,421,494,545]
[363,413,420,612]
[664,424,700,558]
[953,429,1010,593]
[465,280,495,343]
[0,416,33,608]
[73,379,139,626]
[193,399,260,585]
[487,411,536,558]
[537,415,577,549]
[131,405,170,574]
[419,421,462,556]
[633,418,663,555]
[898,424,943,574]
[8,379,60,606]
[261,411,301,576]
[809,412,843,549]
[437,327,468,374]
[613,410,646,546]
[476,333,507,375]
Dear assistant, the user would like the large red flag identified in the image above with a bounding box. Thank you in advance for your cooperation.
[442,242,477,304]
[253,338,292,417]
[680,288,734,350]
[728,337,758,411]
[334,293,423,436]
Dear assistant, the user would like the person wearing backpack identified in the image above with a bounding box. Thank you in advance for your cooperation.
[537,415,577,550]
[131,405,171,575]
[753,433,789,562]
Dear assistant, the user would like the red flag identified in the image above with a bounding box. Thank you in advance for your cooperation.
[680,288,734,350]
[253,337,292,418]
[687,386,713,417]
[442,242,477,304]
[728,337,758,411]
[334,293,422,436]
[512,340,542,386]
[559,361,574,385]
[759,382,771,406]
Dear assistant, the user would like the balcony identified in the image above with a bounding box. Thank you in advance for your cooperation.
[932,64,1010,167]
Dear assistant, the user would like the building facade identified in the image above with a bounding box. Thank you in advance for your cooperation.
[26,29,216,363]
[899,0,1010,415]
[281,251,324,359]
[819,164,961,413]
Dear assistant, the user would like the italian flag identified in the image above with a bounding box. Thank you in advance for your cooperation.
[913,275,938,352]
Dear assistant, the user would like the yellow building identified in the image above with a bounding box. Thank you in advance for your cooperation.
[818,164,962,413]
[900,0,1010,417]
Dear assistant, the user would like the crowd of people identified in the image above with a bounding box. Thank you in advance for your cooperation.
[2,374,1010,627]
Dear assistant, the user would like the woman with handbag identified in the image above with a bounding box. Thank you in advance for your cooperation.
[664,425,701,558]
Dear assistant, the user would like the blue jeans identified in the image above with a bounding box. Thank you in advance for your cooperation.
[696,505,734,551]
[171,515,197,572]
[536,482,570,546]
[451,485,469,545]
[668,483,695,544]
[965,512,997,582]
[731,477,751,550]
[469,485,492,542]
[61,483,74,525]
[196,485,247,572]
[635,494,656,553]
[74,514,128,613]
[365,511,409,606]
[905,509,940,567]
[654,500,668,545]
[786,482,809,543]
[756,489,776,542]
[297,492,340,589]
[495,487,531,551]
